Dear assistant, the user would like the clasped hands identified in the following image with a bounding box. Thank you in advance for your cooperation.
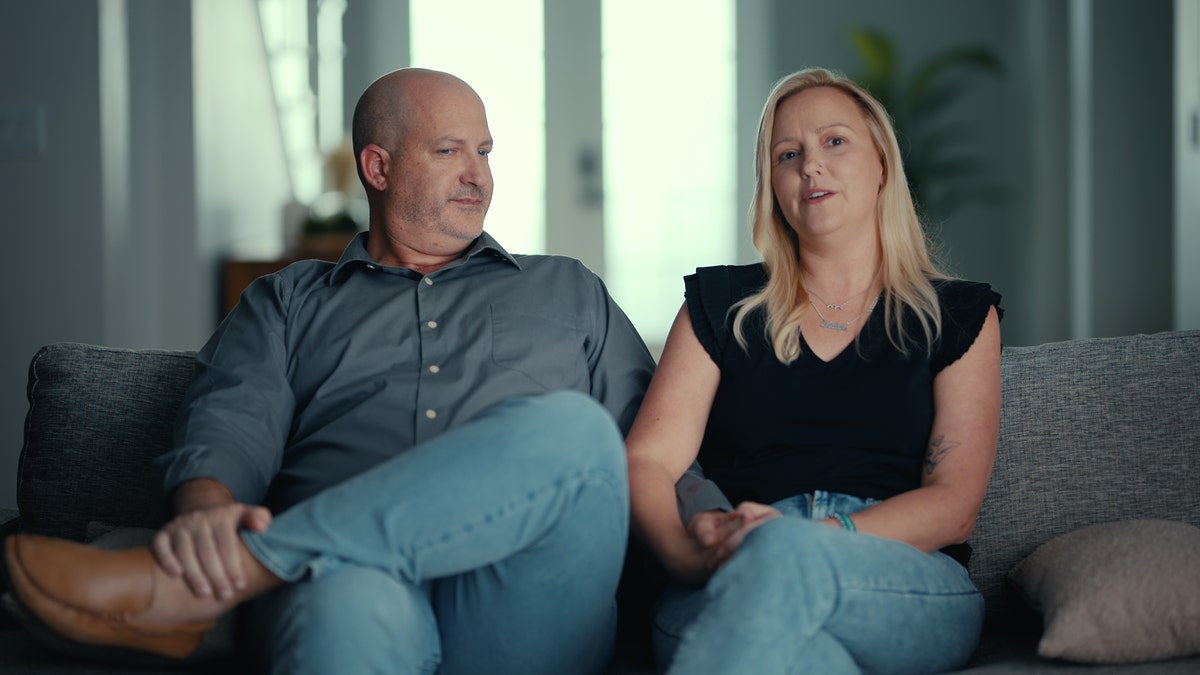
[670,501,781,585]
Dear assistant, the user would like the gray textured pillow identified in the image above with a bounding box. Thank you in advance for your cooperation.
[1009,519,1200,664]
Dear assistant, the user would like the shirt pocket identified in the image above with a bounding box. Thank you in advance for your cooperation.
[490,302,590,391]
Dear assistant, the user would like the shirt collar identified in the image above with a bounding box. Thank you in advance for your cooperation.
[329,230,522,284]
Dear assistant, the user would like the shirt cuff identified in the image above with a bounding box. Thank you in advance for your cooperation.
[675,461,733,525]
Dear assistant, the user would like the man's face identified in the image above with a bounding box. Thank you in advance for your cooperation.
[386,84,494,248]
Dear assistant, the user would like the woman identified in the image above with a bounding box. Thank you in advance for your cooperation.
[625,67,1002,675]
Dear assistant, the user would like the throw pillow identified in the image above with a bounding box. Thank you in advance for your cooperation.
[1009,519,1200,664]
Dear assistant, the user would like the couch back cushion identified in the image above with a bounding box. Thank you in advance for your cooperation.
[15,334,1200,629]
[18,343,196,541]
[970,330,1200,631]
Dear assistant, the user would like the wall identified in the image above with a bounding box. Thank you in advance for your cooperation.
[765,0,1032,343]
[0,4,108,511]
[0,0,290,510]
[763,0,1180,346]
[1087,0,1174,338]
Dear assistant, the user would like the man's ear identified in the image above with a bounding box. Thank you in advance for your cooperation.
[360,144,390,191]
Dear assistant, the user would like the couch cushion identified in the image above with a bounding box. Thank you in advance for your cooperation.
[970,330,1200,631]
[1009,519,1200,664]
[17,343,196,541]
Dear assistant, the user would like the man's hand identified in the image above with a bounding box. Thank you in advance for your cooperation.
[151,479,272,601]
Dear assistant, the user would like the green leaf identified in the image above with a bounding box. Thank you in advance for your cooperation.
[849,28,897,105]
[907,48,1002,110]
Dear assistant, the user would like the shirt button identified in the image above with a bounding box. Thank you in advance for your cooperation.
[423,277,433,286]
[428,365,440,374]
[425,409,437,419]
[365,264,376,270]
[426,320,438,329]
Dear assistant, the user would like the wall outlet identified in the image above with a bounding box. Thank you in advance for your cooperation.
[0,104,46,157]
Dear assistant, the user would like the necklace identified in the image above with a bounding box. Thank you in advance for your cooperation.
[802,267,881,310]
[806,286,868,310]
[809,295,878,332]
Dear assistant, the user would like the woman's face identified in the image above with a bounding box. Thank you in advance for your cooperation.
[769,86,884,243]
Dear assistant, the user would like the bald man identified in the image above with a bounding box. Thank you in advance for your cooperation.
[3,69,656,675]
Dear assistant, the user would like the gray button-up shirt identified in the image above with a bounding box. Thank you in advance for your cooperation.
[159,232,656,514]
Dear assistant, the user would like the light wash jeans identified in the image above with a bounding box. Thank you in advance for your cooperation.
[235,391,630,675]
[653,491,983,675]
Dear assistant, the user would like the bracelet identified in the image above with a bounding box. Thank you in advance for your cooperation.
[833,513,857,532]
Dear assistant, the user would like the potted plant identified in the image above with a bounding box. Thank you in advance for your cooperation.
[849,28,1004,220]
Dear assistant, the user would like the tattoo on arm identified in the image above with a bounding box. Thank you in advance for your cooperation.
[925,435,960,475]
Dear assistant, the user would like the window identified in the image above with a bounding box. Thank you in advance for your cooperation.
[602,0,738,346]
[410,0,547,255]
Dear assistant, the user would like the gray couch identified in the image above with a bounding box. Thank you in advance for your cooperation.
[2,331,1199,674]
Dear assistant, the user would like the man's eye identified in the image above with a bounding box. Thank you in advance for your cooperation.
[478,149,490,157]
[438,148,454,155]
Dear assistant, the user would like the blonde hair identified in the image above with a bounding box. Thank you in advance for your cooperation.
[732,67,947,363]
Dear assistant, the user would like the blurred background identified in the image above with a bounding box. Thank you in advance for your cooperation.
[1,0,1197,510]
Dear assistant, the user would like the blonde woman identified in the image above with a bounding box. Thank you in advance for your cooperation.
[625,67,1002,674]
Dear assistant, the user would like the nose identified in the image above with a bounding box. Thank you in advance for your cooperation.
[801,153,824,177]
[462,153,491,188]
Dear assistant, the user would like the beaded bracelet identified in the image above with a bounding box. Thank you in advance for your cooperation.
[833,513,857,532]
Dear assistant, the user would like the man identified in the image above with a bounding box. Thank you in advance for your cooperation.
[3,68,656,675]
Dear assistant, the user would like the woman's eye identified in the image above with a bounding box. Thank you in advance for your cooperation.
[779,150,798,162]
[829,137,846,147]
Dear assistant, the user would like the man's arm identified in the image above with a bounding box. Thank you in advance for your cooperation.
[159,273,296,504]
[154,273,297,599]
[675,460,733,523]
[582,273,656,435]
[582,273,733,526]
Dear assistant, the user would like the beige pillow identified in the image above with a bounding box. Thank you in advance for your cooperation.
[1009,519,1200,664]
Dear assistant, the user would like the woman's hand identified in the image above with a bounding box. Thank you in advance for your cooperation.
[710,502,781,564]
[667,502,782,584]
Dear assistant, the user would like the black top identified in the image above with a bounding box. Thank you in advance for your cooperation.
[685,264,1003,508]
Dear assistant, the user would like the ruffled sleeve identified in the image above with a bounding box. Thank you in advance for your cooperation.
[930,280,1003,376]
[684,264,767,365]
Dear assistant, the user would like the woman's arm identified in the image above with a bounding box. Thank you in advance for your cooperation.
[834,306,1002,551]
[626,303,734,583]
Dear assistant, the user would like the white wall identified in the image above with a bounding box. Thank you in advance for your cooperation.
[193,0,292,265]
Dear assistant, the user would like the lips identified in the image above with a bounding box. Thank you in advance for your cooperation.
[450,190,487,208]
[804,189,834,202]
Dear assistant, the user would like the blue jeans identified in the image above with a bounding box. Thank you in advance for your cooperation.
[235,391,630,675]
[654,491,983,675]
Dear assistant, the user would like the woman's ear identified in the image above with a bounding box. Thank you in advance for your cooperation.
[359,144,390,192]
